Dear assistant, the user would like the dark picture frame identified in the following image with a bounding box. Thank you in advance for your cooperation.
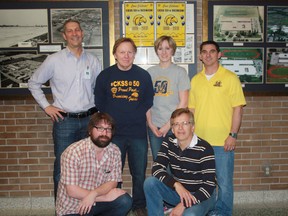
[205,0,288,92]
[0,1,110,95]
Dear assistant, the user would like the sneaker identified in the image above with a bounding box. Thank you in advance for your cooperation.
[133,208,147,216]
[163,206,173,215]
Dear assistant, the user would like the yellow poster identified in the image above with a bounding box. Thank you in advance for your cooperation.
[124,2,154,46]
[156,2,186,46]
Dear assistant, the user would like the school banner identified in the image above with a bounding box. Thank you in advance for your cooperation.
[124,2,154,46]
[156,2,186,46]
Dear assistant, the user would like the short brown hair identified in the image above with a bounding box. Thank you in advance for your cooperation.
[200,40,220,52]
[112,37,137,55]
[88,112,115,135]
[154,35,177,55]
[170,108,195,127]
[62,19,82,32]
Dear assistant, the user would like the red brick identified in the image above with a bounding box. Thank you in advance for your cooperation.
[16,119,36,125]
[5,113,26,118]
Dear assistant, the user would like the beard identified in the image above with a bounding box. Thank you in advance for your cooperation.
[91,135,111,148]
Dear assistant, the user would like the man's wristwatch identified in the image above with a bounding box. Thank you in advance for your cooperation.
[229,132,238,139]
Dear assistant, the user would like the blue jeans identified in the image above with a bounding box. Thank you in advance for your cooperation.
[144,177,216,216]
[53,116,90,200]
[212,146,234,216]
[148,127,173,161]
[63,193,132,216]
[112,135,148,210]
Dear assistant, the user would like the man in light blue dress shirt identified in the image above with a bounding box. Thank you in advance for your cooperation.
[28,19,101,201]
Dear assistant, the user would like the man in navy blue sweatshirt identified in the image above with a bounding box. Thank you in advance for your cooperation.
[94,37,154,216]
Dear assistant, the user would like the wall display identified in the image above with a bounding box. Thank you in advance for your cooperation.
[220,47,263,83]
[206,0,288,92]
[0,9,48,48]
[267,6,288,43]
[121,1,197,79]
[266,48,288,83]
[0,1,110,94]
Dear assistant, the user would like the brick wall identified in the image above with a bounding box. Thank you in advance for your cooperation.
[1,0,287,198]
[1,94,288,197]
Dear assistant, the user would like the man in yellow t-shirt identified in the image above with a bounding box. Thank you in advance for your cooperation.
[188,41,246,216]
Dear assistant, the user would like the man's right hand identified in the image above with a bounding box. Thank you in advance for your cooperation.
[174,182,196,208]
[44,105,65,122]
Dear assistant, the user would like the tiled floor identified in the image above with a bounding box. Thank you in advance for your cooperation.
[1,203,288,216]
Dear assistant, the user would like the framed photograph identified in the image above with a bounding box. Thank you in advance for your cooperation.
[0,50,48,88]
[220,47,263,83]
[0,9,48,48]
[267,6,288,43]
[213,5,264,43]
[266,48,288,83]
[51,8,103,47]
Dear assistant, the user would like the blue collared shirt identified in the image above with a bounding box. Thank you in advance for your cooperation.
[28,48,101,112]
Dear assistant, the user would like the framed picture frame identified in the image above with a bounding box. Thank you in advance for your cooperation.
[220,47,264,83]
[0,9,49,48]
[203,0,288,92]
[0,50,48,88]
[0,1,111,94]
[266,48,288,83]
[213,5,264,43]
[267,6,288,43]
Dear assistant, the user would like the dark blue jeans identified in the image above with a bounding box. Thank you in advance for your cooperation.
[53,116,90,200]
[212,147,234,216]
[112,135,148,210]
[144,176,216,216]
[63,193,132,216]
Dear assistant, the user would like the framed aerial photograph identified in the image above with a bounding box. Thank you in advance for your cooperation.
[266,48,288,84]
[213,5,264,43]
[0,50,48,88]
[220,47,263,83]
[0,9,48,48]
[51,8,103,47]
[267,6,288,43]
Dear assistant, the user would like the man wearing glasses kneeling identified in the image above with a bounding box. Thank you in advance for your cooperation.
[144,108,216,216]
[56,112,132,216]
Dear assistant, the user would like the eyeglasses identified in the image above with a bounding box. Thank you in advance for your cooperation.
[172,121,192,128]
[94,126,112,133]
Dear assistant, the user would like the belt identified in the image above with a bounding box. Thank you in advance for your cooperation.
[61,107,98,118]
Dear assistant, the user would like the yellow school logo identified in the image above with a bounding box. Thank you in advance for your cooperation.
[133,14,147,26]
